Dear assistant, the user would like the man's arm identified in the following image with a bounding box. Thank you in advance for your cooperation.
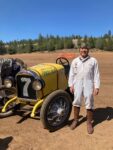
[94,59,100,95]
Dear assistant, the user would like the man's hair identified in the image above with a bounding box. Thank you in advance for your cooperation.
[80,43,89,50]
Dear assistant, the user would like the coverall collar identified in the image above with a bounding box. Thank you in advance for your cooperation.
[79,55,90,63]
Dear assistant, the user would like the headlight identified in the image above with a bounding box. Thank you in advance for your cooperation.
[4,79,12,88]
[32,80,42,90]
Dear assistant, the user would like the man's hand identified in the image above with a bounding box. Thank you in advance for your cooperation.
[93,88,99,96]
[70,85,74,94]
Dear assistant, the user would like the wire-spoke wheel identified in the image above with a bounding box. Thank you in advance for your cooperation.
[40,90,72,131]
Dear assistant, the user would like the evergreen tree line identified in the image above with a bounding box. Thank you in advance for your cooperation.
[0,30,113,55]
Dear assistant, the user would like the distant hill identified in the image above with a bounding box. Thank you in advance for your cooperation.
[0,30,113,55]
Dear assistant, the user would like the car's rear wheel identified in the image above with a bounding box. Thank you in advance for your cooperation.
[40,90,72,131]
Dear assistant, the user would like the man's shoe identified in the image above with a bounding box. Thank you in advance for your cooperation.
[70,120,78,130]
[87,121,94,134]
[87,109,94,134]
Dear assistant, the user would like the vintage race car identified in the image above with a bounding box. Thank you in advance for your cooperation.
[0,58,27,108]
[0,57,72,131]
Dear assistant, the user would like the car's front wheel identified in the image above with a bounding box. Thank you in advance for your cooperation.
[0,87,16,109]
[40,90,72,131]
[0,88,17,117]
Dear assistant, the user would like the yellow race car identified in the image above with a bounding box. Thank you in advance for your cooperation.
[0,57,72,131]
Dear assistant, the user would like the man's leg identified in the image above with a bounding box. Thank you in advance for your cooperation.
[87,109,94,134]
[70,106,80,130]
[70,81,83,130]
[83,80,94,134]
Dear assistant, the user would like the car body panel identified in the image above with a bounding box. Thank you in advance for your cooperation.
[29,63,68,98]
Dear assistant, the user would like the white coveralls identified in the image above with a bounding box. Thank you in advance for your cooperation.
[68,56,100,109]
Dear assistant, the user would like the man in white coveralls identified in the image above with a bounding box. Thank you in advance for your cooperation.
[68,43,100,134]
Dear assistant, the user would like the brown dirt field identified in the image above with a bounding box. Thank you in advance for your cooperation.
[0,50,113,150]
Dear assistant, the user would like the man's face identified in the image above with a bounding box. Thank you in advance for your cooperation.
[79,48,89,58]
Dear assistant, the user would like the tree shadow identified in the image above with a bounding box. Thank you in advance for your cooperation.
[93,107,113,127]
[0,136,13,150]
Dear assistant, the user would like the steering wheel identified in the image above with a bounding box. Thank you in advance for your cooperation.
[56,57,70,66]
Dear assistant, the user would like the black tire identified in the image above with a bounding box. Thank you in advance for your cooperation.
[0,110,14,118]
[0,87,16,117]
[0,102,20,118]
[40,90,72,131]
[0,103,20,118]
[0,87,16,109]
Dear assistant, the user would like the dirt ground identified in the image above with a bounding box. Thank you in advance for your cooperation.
[0,50,113,150]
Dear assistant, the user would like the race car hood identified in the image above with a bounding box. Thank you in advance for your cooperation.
[29,63,64,77]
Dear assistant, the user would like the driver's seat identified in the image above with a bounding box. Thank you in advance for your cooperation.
[63,64,70,77]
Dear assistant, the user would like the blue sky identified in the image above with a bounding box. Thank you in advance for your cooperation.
[0,0,113,42]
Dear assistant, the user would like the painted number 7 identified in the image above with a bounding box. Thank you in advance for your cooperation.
[21,77,31,97]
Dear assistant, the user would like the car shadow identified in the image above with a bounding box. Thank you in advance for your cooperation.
[16,111,31,124]
[16,111,40,124]
[0,136,13,150]
[93,107,113,127]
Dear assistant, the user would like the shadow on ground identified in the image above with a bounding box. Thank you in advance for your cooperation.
[68,115,86,126]
[68,107,113,129]
[93,107,113,126]
[0,136,13,150]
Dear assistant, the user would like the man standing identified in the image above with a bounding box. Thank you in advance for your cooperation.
[68,44,100,134]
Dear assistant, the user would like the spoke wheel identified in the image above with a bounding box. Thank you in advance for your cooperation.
[40,90,72,131]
